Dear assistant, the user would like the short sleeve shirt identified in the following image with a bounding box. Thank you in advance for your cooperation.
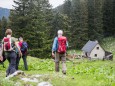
[18,42,23,48]
[2,37,18,44]
[2,37,18,51]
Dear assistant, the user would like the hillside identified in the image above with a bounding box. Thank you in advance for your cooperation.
[54,5,64,13]
[0,37,114,86]
[0,7,10,19]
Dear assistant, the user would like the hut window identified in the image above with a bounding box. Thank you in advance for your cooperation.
[94,54,97,57]
[85,53,88,57]
[97,47,99,50]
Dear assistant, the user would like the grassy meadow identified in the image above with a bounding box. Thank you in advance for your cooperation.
[0,37,115,86]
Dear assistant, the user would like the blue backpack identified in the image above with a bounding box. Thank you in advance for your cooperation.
[21,42,28,53]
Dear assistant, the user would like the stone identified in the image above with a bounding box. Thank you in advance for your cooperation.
[38,82,52,86]
[32,74,42,78]
[5,70,25,79]
[21,78,38,82]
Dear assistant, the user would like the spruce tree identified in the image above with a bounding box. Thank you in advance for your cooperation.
[79,0,89,47]
[1,17,7,38]
[87,0,104,40]
[10,0,30,38]
[68,0,89,48]
[113,0,115,37]
[87,0,95,40]
[52,12,70,37]
[0,19,2,40]
[103,0,114,37]
[70,0,81,48]
[10,0,53,58]
[94,0,104,40]
[26,0,53,57]
[63,0,72,17]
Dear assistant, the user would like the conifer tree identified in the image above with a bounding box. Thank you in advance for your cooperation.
[87,0,104,40]
[63,0,72,17]
[52,12,70,37]
[1,17,7,38]
[103,0,114,37]
[10,0,53,57]
[68,0,89,48]
[0,19,2,40]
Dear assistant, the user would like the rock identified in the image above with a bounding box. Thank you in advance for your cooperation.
[5,70,25,79]
[32,74,42,78]
[14,82,21,86]
[72,77,75,79]
[38,82,52,86]
[21,78,38,82]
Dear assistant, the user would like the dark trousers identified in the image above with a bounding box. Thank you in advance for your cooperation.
[16,54,20,70]
[5,51,17,76]
[16,54,28,70]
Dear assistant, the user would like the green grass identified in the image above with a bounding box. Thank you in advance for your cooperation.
[101,37,115,56]
[0,57,115,86]
[0,37,115,86]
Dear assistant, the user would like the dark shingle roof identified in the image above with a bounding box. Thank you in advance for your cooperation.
[105,51,112,56]
[82,40,98,53]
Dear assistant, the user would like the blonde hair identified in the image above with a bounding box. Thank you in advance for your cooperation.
[5,29,12,35]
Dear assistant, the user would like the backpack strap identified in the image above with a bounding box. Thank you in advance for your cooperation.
[11,38,15,49]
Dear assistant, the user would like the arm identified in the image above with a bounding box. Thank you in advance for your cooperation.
[52,37,58,52]
[15,42,22,57]
[52,37,58,57]
[0,44,3,61]
[66,41,69,48]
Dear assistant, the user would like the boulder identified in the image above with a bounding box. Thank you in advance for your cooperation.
[38,82,52,86]
[5,70,25,79]
[21,78,38,82]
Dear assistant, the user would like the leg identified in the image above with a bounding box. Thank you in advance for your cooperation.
[6,56,11,77]
[9,52,17,74]
[0,61,5,68]
[61,53,67,74]
[1,62,5,68]
[55,52,60,72]
[16,54,21,70]
[22,55,28,70]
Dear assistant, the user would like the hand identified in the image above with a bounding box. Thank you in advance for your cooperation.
[19,52,22,57]
[0,56,3,61]
[52,52,55,58]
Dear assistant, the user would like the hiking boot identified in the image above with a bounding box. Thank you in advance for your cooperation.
[6,73,9,77]
[63,72,66,75]
[62,70,66,75]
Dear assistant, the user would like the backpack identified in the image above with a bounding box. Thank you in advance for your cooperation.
[3,37,14,51]
[21,42,28,53]
[57,36,67,54]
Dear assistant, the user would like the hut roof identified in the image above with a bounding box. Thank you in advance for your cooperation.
[82,40,98,53]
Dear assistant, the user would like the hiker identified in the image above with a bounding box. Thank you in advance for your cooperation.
[16,37,28,70]
[15,40,20,70]
[0,42,6,68]
[0,29,22,77]
[52,30,68,74]
[0,42,3,61]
